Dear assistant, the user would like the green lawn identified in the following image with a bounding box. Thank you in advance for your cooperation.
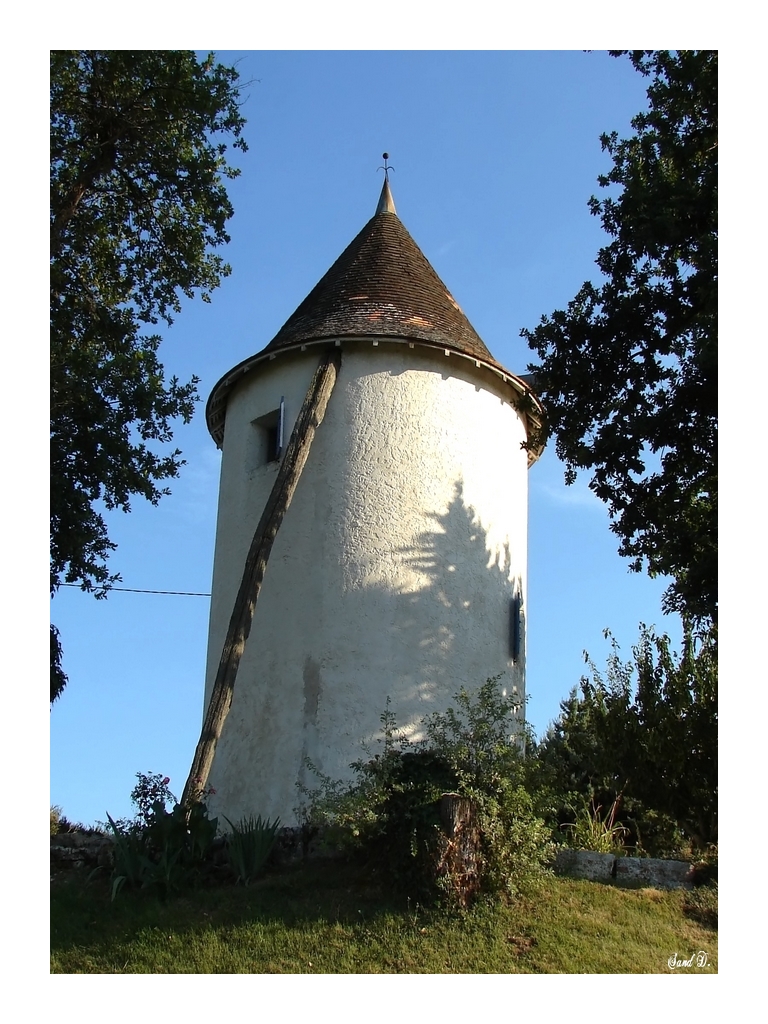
[50,859,717,974]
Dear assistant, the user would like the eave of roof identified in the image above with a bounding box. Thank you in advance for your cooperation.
[206,335,544,465]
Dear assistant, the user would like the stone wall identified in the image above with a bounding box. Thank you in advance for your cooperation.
[52,829,702,890]
[50,832,115,873]
[49,825,337,876]
[553,848,698,889]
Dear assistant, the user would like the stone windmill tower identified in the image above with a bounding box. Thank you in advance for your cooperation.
[192,171,544,825]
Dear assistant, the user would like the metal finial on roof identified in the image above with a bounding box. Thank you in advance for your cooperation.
[376,155,396,215]
[378,152,394,180]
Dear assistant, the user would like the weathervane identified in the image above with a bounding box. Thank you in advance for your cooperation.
[378,152,395,181]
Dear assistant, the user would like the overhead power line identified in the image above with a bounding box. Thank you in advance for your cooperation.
[58,583,211,597]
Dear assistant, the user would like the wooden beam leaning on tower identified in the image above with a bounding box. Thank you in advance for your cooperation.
[181,348,342,809]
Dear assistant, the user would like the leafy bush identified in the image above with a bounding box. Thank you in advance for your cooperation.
[420,680,553,899]
[130,771,176,827]
[224,815,281,885]
[366,748,460,901]
[299,681,553,906]
[533,624,716,857]
[106,772,218,899]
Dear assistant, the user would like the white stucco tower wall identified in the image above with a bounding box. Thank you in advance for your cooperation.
[201,181,543,826]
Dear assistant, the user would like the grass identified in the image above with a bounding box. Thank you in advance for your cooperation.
[50,859,717,974]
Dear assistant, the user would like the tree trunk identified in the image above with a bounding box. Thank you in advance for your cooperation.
[181,348,341,808]
[439,793,475,837]
[435,793,482,907]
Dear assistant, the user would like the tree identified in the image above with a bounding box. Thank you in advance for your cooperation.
[522,51,717,624]
[535,624,717,852]
[50,51,248,700]
[50,624,68,705]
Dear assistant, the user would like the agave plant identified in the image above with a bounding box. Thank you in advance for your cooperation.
[105,813,152,900]
[224,814,281,885]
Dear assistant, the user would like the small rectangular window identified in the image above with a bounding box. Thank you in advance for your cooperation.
[253,397,285,465]
[510,594,521,662]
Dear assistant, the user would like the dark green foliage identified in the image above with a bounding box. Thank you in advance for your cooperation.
[631,625,717,846]
[300,682,553,905]
[106,772,218,899]
[534,624,717,854]
[129,771,175,826]
[421,682,554,899]
[369,750,460,902]
[522,51,717,624]
[50,624,67,704]
[50,51,247,699]
[297,702,457,895]
[107,800,218,900]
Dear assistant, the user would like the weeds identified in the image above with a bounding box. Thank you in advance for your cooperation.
[562,795,631,855]
[683,881,718,930]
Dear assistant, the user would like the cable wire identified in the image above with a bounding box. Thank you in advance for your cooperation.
[58,583,211,597]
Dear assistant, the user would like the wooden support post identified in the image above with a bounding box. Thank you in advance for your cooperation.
[181,349,341,808]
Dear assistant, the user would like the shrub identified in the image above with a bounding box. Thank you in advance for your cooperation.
[299,680,553,906]
[106,772,219,899]
[130,771,176,827]
[533,624,717,857]
[368,749,460,901]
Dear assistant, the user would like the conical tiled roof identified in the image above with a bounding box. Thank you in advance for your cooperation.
[261,179,499,365]
[206,179,544,458]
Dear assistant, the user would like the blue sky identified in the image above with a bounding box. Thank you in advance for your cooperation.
[50,50,689,827]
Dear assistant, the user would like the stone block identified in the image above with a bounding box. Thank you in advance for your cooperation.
[613,856,694,889]
[554,848,616,882]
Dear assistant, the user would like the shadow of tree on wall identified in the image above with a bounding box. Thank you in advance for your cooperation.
[296,478,526,788]
[397,478,524,707]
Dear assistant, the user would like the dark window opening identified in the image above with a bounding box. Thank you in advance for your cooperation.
[254,398,285,464]
[510,594,521,662]
[265,421,280,462]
